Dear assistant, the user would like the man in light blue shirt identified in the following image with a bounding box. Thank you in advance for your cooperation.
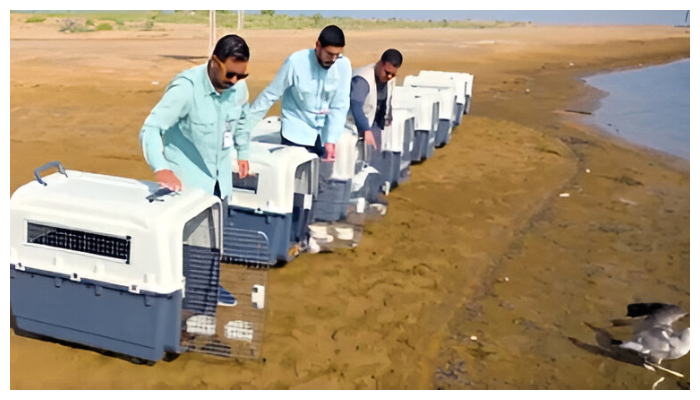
[139,34,251,199]
[246,25,352,161]
[139,34,252,307]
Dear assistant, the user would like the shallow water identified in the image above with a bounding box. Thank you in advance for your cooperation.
[583,59,690,160]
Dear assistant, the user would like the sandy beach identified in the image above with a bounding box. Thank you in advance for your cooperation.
[9,15,690,389]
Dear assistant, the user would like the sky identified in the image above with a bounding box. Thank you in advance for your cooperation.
[250,10,689,26]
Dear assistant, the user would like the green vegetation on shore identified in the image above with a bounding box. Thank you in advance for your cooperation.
[13,10,525,31]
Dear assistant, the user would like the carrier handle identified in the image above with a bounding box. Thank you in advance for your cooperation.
[34,161,68,186]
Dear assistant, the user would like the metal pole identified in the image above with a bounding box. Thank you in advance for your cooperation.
[238,10,244,30]
[209,10,216,54]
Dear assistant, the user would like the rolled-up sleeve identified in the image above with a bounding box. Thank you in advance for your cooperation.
[139,80,192,172]
[322,59,352,144]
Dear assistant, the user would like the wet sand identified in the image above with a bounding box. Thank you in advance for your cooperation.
[9,16,690,389]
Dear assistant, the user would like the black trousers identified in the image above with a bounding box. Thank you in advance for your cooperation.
[282,134,327,158]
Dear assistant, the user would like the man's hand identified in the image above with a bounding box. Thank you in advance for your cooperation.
[237,160,250,178]
[364,129,377,150]
[323,142,336,162]
[155,169,182,191]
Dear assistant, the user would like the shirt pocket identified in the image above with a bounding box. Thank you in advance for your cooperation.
[294,75,321,111]
[187,119,216,143]
[322,74,340,103]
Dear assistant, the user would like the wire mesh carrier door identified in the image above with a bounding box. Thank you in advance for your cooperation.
[179,206,268,360]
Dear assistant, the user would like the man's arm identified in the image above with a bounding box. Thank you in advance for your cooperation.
[349,75,377,150]
[233,81,251,161]
[349,76,372,133]
[139,79,192,173]
[321,58,352,145]
[244,55,295,132]
[233,81,251,178]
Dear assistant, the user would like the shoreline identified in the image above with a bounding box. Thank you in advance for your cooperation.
[431,47,689,389]
[576,58,690,163]
[10,24,690,389]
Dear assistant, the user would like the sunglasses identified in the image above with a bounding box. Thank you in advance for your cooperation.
[212,55,249,80]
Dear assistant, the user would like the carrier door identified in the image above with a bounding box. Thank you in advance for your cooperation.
[181,204,222,318]
[180,204,223,352]
[291,160,316,243]
[181,202,267,360]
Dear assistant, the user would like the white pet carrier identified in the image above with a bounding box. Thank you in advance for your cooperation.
[391,86,440,162]
[10,162,225,362]
[379,108,415,188]
[402,75,458,147]
[225,142,319,265]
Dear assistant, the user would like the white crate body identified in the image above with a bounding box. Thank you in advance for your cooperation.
[402,75,457,120]
[382,109,414,153]
[392,87,440,133]
[418,70,473,103]
[250,116,283,144]
[10,171,222,295]
[230,141,319,214]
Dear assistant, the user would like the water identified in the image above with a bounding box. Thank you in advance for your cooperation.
[582,59,690,160]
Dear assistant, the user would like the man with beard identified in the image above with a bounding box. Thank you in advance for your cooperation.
[246,25,352,161]
[347,48,403,163]
[139,34,252,306]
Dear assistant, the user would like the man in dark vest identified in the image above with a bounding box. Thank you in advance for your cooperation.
[347,49,403,197]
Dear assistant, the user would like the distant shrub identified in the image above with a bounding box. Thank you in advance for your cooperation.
[96,23,113,31]
[143,18,155,30]
[59,19,89,33]
[85,19,95,26]
[26,16,46,23]
[261,10,275,16]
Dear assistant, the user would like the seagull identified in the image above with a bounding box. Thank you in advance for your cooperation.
[612,303,690,376]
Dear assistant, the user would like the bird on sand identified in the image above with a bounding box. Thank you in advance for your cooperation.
[613,303,690,364]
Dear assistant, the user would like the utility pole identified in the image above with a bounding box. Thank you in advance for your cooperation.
[209,10,216,55]
[238,10,244,30]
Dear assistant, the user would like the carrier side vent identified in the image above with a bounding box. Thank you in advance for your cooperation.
[27,223,131,263]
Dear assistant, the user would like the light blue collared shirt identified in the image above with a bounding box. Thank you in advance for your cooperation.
[139,64,250,198]
[247,48,351,146]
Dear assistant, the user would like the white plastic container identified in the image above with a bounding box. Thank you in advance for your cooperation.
[226,141,319,265]
[419,70,474,115]
[392,86,440,162]
[10,162,223,362]
[402,75,458,147]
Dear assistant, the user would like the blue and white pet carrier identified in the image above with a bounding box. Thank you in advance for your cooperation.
[313,126,358,222]
[10,162,224,362]
[378,109,415,188]
[391,86,440,163]
[418,70,474,124]
[224,142,319,266]
[402,75,458,147]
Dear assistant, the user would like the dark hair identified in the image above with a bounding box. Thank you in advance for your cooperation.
[381,49,403,68]
[213,34,250,61]
[318,25,345,48]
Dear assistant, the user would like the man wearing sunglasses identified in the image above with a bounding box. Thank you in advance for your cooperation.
[140,34,251,196]
[347,49,403,161]
[139,34,252,307]
[245,25,352,162]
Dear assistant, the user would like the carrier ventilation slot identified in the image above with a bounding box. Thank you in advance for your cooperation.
[27,223,131,263]
[232,173,259,194]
